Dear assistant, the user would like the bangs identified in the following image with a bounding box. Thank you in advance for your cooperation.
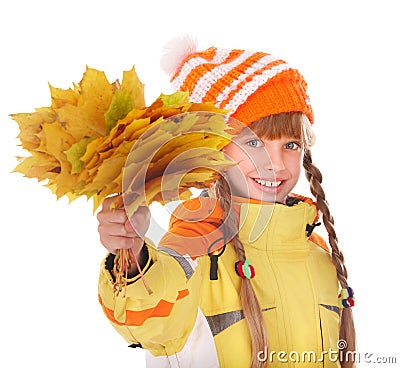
[249,112,315,147]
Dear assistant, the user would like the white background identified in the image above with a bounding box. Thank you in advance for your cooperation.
[1,0,399,367]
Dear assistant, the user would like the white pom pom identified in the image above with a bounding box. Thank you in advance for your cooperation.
[160,34,198,77]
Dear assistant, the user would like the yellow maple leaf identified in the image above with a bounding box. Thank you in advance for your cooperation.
[55,68,116,141]
[49,84,79,109]
[11,65,234,218]
[120,66,146,109]
[10,107,56,150]
[13,152,59,181]
[121,112,234,217]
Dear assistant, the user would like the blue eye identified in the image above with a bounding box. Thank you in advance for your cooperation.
[284,141,300,150]
[247,139,262,147]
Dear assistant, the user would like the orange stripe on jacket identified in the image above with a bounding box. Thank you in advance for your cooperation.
[309,233,330,253]
[159,197,227,258]
[98,289,189,327]
[160,196,329,255]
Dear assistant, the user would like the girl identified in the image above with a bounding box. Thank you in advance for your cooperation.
[97,38,356,367]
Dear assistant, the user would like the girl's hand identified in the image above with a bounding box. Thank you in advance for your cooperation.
[97,196,150,256]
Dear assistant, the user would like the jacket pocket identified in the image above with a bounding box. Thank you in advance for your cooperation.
[319,304,341,368]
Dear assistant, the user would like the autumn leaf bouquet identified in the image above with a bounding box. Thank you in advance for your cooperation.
[11,66,234,294]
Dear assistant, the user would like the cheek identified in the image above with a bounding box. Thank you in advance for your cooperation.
[287,154,302,177]
[223,142,243,162]
[224,158,254,195]
[225,163,246,183]
[223,144,255,174]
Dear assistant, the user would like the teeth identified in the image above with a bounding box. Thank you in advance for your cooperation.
[255,179,282,187]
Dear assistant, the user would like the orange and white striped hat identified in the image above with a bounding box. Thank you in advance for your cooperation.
[161,36,314,126]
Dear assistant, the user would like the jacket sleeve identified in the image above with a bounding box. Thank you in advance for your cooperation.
[97,197,223,357]
[98,238,204,357]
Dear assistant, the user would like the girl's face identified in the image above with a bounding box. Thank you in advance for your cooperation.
[223,127,303,203]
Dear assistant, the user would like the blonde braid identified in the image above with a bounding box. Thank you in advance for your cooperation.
[215,177,267,368]
[303,149,356,368]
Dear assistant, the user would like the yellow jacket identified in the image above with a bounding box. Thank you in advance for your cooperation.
[98,196,341,367]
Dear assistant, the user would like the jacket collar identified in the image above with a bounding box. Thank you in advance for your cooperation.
[234,196,319,251]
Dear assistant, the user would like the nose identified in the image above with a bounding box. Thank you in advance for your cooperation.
[264,147,285,172]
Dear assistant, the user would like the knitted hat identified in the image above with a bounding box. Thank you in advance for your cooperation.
[161,36,314,126]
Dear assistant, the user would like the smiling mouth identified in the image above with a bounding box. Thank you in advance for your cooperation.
[253,178,283,188]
